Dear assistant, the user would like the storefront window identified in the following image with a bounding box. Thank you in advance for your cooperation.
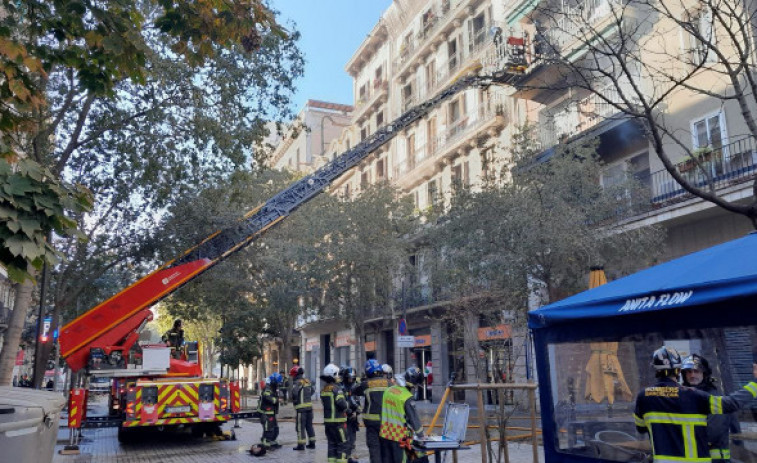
[549,325,757,461]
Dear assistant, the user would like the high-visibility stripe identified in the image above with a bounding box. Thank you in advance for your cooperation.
[642,412,707,425]
[683,424,695,459]
[744,382,757,398]
[709,395,723,414]
[710,448,730,459]
[651,457,710,462]
[633,413,644,427]
[295,403,312,409]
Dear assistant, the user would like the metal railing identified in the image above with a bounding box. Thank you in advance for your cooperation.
[644,136,757,204]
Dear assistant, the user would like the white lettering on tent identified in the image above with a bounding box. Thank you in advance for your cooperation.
[619,291,693,312]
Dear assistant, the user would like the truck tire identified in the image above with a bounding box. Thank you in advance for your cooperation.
[117,426,135,443]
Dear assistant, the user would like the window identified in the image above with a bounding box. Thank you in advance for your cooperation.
[296,148,300,167]
[375,65,383,85]
[469,12,487,52]
[427,117,438,153]
[448,37,459,72]
[407,133,416,165]
[426,60,437,93]
[376,158,386,180]
[427,179,439,208]
[403,82,414,110]
[361,126,368,141]
[359,83,369,103]
[691,112,726,150]
[376,110,384,128]
[361,171,369,188]
[684,8,716,65]
[343,184,350,198]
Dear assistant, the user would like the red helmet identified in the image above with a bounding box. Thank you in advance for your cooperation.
[289,366,302,377]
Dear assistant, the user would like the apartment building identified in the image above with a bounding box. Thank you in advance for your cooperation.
[268,99,353,172]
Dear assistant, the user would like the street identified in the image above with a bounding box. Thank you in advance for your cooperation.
[53,396,544,462]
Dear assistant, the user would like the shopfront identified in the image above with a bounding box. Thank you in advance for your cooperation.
[478,324,513,404]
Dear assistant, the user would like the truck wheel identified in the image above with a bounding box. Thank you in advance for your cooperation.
[117,427,135,443]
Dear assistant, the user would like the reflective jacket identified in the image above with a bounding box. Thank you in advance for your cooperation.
[633,377,757,462]
[353,376,392,424]
[257,385,278,415]
[291,376,314,411]
[695,381,742,461]
[321,382,348,423]
[379,385,423,442]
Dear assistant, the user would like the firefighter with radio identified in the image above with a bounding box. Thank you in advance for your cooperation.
[353,359,392,463]
[634,346,757,463]
[321,363,350,463]
[257,373,282,451]
[290,366,316,450]
[340,366,361,463]
[379,366,429,463]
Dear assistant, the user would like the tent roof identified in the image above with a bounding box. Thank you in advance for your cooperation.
[528,232,757,330]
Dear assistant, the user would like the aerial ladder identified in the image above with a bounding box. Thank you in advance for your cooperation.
[57,67,521,446]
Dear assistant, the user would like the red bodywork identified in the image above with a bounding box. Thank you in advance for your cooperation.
[59,259,213,372]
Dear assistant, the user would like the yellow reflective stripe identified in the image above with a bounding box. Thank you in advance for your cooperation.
[744,382,757,398]
[710,395,723,414]
[710,448,730,459]
[652,457,710,462]
[295,403,312,409]
[633,413,645,427]
[683,424,695,459]
[643,412,707,425]
[363,413,380,421]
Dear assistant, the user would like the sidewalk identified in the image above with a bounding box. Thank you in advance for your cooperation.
[53,398,544,462]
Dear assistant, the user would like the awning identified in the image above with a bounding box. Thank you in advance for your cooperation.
[529,232,757,331]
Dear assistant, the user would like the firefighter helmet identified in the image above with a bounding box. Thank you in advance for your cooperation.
[682,354,712,377]
[323,363,340,380]
[652,346,682,370]
[290,366,303,377]
[340,366,356,382]
[269,372,283,385]
[365,359,382,377]
[381,364,393,376]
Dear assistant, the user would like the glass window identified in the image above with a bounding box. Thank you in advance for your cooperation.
[549,326,757,461]
[692,113,725,149]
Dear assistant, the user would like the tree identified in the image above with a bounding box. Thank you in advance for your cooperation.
[425,126,665,382]
[0,0,303,385]
[517,0,757,226]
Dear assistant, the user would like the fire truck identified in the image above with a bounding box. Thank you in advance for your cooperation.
[57,46,527,447]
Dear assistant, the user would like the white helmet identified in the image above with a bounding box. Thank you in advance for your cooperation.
[323,363,340,380]
[265,377,271,385]
[381,364,393,375]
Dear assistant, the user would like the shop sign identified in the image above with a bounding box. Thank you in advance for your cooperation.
[477,324,511,341]
[365,341,376,352]
[15,349,24,366]
[414,335,431,347]
[397,335,415,348]
[335,330,356,347]
[305,338,319,352]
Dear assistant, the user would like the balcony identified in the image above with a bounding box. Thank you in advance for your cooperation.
[425,26,495,98]
[537,83,639,150]
[353,78,389,124]
[392,104,507,188]
[394,0,480,80]
[646,136,757,204]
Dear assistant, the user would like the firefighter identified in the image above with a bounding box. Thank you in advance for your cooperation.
[162,319,184,359]
[353,359,392,463]
[257,373,282,451]
[682,354,742,462]
[379,366,429,463]
[321,363,349,463]
[634,346,757,463]
[290,366,316,450]
[341,366,361,463]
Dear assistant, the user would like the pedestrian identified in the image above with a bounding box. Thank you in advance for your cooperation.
[353,359,391,463]
[256,373,282,451]
[290,366,316,450]
[340,366,360,463]
[321,363,349,463]
[12,375,17,387]
[46,379,54,390]
[379,367,429,463]
[682,354,742,462]
[634,346,757,462]
[20,374,31,387]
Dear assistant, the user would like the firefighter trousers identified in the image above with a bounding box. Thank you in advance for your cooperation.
[259,414,279,447]
[379,437,428,463]
[325,422,348,463]
[364,420,382,463]
[295,409,316,445]
[346,415,359,456]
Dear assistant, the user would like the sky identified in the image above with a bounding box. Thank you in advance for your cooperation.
[273,1,393,111]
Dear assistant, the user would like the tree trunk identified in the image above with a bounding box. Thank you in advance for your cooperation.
[280,331,292,375]
[354,319,366,368]
[0,277,36,385]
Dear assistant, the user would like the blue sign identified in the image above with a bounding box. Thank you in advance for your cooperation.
[398,318,407,336]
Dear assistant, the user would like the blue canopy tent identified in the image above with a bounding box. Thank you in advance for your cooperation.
[529,232,757,463]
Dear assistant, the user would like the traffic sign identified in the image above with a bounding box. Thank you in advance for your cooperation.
[397,335,415,348]
[398,319,407,335]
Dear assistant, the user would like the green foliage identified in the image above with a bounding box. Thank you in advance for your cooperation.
[427,125,665,320]
[0,158,92,282]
